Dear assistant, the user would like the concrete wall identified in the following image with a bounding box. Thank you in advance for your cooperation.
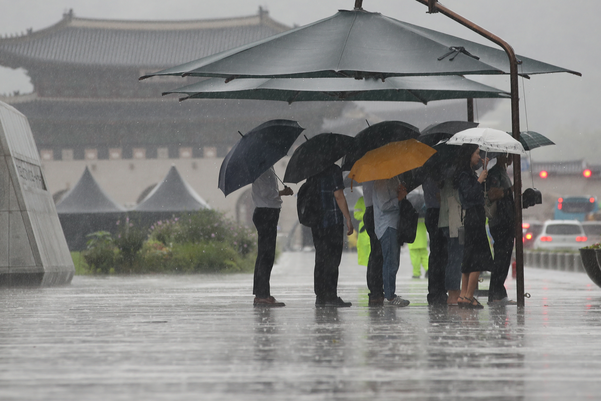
[0,101,74,286]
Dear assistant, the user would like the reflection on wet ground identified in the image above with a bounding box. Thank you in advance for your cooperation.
[1,251,601,400]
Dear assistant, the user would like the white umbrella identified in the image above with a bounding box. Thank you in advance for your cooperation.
[446,127,526,156]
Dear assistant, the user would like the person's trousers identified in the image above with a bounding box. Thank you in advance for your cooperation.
[441,227,463,291]
[489,223,515,302]
[252,207,280,299]
[364,206,384,299]
[409,248,429,276]
[426,208,448,305]
[311,224,344,300]
[380,227,401,300]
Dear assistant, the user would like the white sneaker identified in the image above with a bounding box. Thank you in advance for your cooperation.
[385,296,410,307]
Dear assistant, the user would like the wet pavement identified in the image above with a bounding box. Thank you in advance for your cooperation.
[2,250,601,401]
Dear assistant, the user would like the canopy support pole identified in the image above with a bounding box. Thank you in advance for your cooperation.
[467,98,474,122]
[416,0,525,307]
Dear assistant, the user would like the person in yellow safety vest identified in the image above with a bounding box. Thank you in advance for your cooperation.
[353,196,371,267]
[408,217,429,278]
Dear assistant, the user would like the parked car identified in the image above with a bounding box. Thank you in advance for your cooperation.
[533,220,588,251]
[582,221,601,246]
[522,220,544,249]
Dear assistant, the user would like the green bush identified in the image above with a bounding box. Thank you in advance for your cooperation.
[83,231,116,274]
[77,210,257,275]
[114,217,146,270]
[138,240,172,273]
[71,252,91,275]
[148,218,181,246]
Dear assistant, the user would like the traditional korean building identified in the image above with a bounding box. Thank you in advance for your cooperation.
[0,8,344,163]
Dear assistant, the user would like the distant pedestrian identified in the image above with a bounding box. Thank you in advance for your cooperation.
[486,154,518,306]
[353,196,371,267]
[453,144,493,309]
[251,167,293,307]
[408,218,428,279]
[309,164,354,308]
[373,178,410,307]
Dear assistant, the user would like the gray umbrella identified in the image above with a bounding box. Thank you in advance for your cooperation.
[163,76,510,104]
[515,130,555,151]
[141,9,579,81]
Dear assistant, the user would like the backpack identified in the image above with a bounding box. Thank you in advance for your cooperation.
[397,198,418,246]
[297,178,321,227]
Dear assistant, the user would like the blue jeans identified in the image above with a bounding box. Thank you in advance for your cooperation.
[441,227,463,291]
[380,227,400,299]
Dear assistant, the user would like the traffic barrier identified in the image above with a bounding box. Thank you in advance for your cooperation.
[524,250,584,272]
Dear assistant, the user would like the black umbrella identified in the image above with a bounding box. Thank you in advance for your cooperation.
[283,133,355,183]
[218,119,304,196]
[341,121,420,171]
[418,120,479,146]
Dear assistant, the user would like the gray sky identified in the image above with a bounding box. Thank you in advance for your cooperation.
[0,0,597,162]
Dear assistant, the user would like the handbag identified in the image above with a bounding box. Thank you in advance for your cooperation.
[397,198,418,246]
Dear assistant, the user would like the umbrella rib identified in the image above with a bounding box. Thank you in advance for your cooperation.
[405,89,428,104]
[286,91,301,104]
[334,13,359,78]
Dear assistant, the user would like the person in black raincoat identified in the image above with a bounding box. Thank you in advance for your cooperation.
[486,153,518,305]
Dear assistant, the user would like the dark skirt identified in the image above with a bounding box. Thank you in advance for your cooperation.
[462,205,494,274]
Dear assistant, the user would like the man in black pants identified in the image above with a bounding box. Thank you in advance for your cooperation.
[423,176,448,305]
[252,167,293,307]
[362,181,384,306]
[310,164,354,307]
[487,154,517,305]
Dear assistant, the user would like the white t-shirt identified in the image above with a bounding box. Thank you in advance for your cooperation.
[251,168,283,209]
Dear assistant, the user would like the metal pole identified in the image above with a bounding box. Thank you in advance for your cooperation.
[415,0,525,306]
[467,98,474,122]
[355,0,363,10]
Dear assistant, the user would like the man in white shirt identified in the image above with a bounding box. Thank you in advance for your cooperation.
[252,167,293,307]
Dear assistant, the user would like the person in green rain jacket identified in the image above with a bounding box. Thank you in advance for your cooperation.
[353,196,371,267]
[408,217,429,278]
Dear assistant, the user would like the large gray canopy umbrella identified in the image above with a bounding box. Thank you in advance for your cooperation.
[140,8,579,81]
[163,75,510,104]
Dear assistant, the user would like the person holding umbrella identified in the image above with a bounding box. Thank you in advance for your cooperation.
[309,163,355,307]
[453,144,494,309]
[252,167,294,307]
[217,119,305,307]
[486,153,518,306]
[373,178,411,307]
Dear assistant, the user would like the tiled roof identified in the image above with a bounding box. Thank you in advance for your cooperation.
[0,9,289,68]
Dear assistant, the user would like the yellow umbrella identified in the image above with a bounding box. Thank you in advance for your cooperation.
[348,139,436,184]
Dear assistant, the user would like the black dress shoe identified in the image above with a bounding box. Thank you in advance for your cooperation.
[322,297,352,307]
